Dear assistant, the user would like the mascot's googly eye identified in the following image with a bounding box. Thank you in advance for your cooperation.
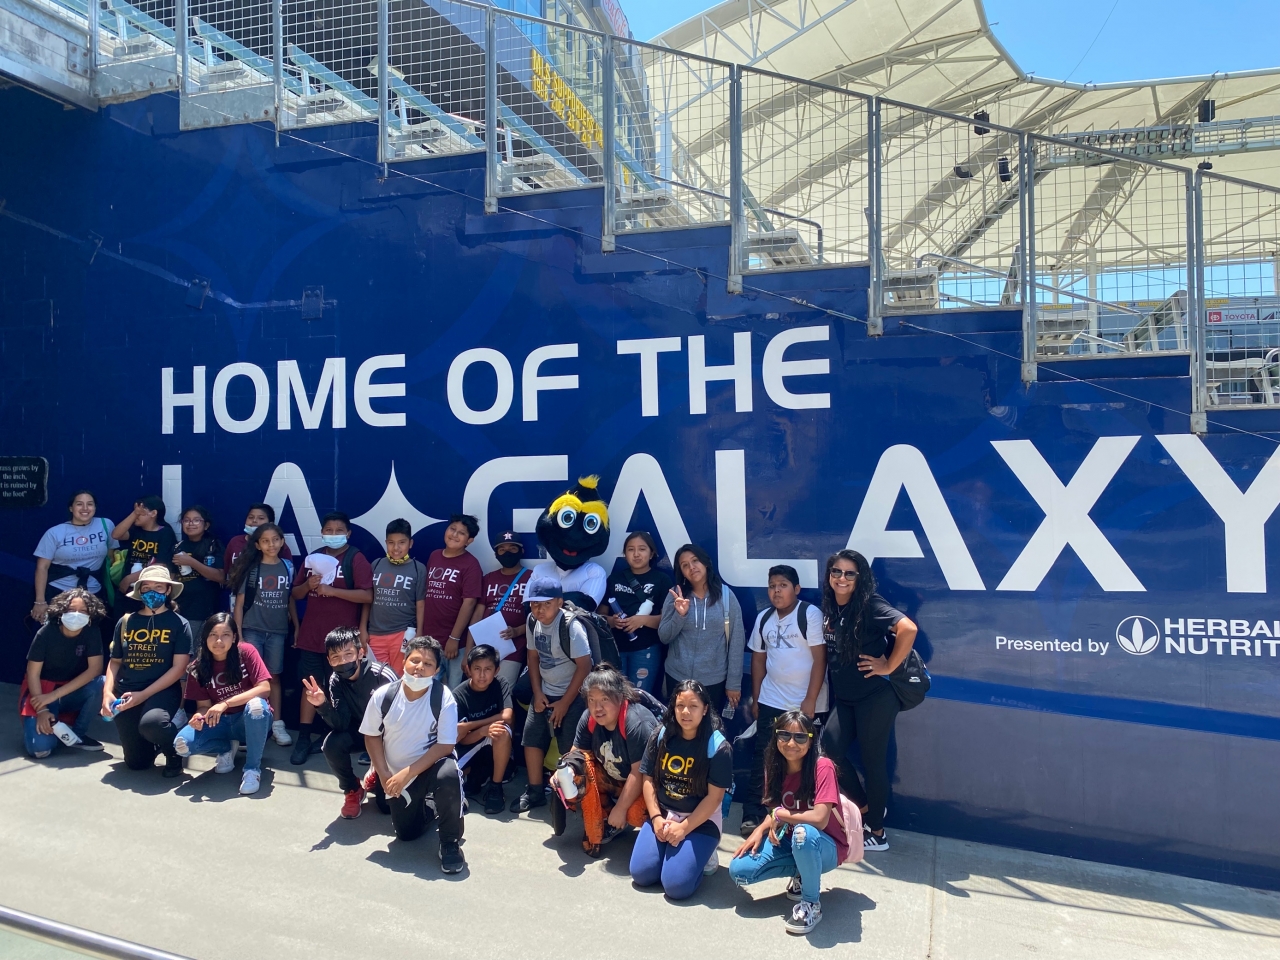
[582,514,601,535]
[556,507,578,529]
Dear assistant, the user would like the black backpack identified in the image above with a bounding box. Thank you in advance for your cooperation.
[756,600,814,641]
[528,600,621,669]
[241,558,295,614]
[376,678,445,732]
[888,648,931,711]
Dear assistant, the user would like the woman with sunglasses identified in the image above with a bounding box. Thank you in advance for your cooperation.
[729,711,849,936]
[819,549,917,852]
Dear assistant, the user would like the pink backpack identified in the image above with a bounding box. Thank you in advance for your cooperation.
[830,792,864,865]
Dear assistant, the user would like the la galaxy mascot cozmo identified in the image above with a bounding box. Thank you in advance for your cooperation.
[533,475,612,610]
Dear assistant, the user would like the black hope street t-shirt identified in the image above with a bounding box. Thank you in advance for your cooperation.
[572,701,658,784]
[175,537,224,621]
[27,622,102,683]
[605,567,672,653]
[126,525,178,573]
[640,728,734,834]
[826,594,906,702]
[110,610,189,692]
[451,677,513,726]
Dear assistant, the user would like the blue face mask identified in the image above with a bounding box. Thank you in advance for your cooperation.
[322,535,349,549]
[244,524,256,535]
[141,590,167,610]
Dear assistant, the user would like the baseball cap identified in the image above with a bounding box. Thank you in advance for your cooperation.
[491,529,524,550]
[525,576,563,603]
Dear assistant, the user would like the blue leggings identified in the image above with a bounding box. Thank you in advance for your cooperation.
[729,823,838,904]
[629,820,720,900]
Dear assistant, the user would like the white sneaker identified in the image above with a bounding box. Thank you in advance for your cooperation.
[703,850,719,876]
[239,769,261,795]
[271,721,293,746]
[214,743,237,774]
[784,900,822,935]
[863,829,889,852]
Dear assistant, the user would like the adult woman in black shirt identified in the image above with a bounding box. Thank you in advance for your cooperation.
[819,549,917,853]
[101,565,192,777]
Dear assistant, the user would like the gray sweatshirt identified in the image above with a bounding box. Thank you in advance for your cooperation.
[657,587,747,692]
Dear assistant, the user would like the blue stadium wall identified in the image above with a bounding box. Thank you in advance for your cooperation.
[2,87,1278,889]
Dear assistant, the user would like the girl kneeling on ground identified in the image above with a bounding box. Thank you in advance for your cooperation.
[552,664,659,857]
[630,679,733,899]
[174,613,274,795]
[729,710,851,936]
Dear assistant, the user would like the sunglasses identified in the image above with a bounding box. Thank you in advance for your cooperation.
[829,569,859,581]
[775,731,813,744]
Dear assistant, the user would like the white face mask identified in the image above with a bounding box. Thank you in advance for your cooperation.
[61,611,91,630]
[401,673,432,693]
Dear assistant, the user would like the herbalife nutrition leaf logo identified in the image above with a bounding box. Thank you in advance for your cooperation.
[1116,616,1160,656]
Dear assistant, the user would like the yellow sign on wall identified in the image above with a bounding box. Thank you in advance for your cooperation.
[531,48,603,151]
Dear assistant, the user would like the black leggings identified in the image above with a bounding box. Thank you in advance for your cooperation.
[113,686,182,770]
[821,684,900,833]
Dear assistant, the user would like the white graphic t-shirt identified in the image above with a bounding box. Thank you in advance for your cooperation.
[35,520,117,593]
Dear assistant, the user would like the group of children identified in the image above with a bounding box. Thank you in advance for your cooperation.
[24,493,904,935]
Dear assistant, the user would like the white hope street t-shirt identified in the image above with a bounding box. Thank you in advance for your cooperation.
[749,602,829,713]
[35,520,117,593]
[359,679,459,790]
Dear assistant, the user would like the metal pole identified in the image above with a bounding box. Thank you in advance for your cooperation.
[377,0,388,169]
[484,7,498,214]
[1020,133,1037,383]
[272,0,283,139]
[600,39,616,253]
[1190,170,1207,433]
[867,97,883,335]
[88,0,99,80]
[727,63,743,294]
[175,0,186,97]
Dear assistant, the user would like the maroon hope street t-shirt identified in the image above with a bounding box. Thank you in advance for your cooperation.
[292,547,374,653]
[479,567,531,662]
[185,642,272,714]
[422,548,483,643]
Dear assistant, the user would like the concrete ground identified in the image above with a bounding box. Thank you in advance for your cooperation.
[1,689,1277,960]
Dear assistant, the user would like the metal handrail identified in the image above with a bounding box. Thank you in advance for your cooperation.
[0,904,194,960]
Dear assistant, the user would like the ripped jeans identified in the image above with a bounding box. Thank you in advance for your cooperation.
[729,822,839,904]
[618,646,661,695]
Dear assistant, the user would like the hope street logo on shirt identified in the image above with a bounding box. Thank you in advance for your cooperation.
[120,623,173,671]
[131,534,164,558]
[374,570,417,596]
[658,748,697,801]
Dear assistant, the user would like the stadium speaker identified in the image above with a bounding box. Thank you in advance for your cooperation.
[998,157,1012,182]
[1198,100,1216,123]
[973,110,990,135]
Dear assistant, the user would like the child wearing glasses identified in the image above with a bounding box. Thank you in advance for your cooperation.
[729,710,849,936]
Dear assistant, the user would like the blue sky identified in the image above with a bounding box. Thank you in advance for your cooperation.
[625,0,1280,83]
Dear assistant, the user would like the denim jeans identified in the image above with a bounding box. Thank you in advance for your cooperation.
[23,675,106,756]
[442,650,465,690]
[618,646,661,694]
[174,698,273,772]
[729,822,839,904]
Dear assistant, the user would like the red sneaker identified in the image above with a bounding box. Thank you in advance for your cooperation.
[341,787,365,819]
[362,769,379,793]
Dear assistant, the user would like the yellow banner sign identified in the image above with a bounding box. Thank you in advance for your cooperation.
[531,48,603,151]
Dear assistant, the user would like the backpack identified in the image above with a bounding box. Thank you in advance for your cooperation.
[756,600,813,641]
[830,791,865,865]
[241,558,295,614]
[376,677,445,735]
[527,601,621,669]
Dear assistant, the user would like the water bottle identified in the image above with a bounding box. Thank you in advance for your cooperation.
[106,697,126,719]
[636,599,654,616]
[721,701,736,721]
[607,599,639,643]
[52,721,81,747]
[554,764,579,800]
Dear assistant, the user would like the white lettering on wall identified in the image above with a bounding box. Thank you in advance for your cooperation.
[448,348,514,425]
[994,437,1144,592]
[277,358,347,430]
[162,366,206,434]
[1158,435,1280,593]
[762,326,831,410]
[262,461,324,552]
[848,444,985,590]
[354,354,406,428]
[462,455,568,572]
[689,332,753,414]
[522,344,579,421]
[617,337,682,417]
[715,449,818,587]
[602,453,693,567]
[212,362,271,434]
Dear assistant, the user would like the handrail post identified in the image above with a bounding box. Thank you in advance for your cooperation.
[272,0,283,139]
[727,63,743,294]
[175,0,186,96]
[377,0,388,169]
[600,39,616,253]
[1190,170,1207,434]
[1020,132,1038,383]
[88,0,99,80]
[484,6,498,214]
[867,96,883,335]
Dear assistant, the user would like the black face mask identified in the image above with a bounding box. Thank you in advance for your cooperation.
[333,661,358,681]
[496,550,523,570]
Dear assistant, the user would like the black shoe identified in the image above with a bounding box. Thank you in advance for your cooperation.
[358,751,370,766]
[510,786,547,813]
[439,839,466,874]
[483,780,505,816]
[550,794,567,836]
[72,736,104,752]
[162,755,183,778]
[739,813,761,837]
[599,822,627,846]
[290,735,312,766]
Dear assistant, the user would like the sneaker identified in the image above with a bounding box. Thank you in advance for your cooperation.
[72,736,104,752]
[704,850,720,876]
[482,780,505,816]
[439,839,466,874]
[785,875,803,901]
[214,746,236,774]
[173,736,191,758]
[289,735,311,766]
[739,814,760,837]
[510,786,547,813]
[362,769,380,792]
[271,720,293,746]
[358,751,370,766]
[341,787,365,819]
[784,900,822,935]
[239,769,261,795]
[309,737,324,756]
[162,754,184,779]
[863,829,889,852]
[599,822,627,846]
